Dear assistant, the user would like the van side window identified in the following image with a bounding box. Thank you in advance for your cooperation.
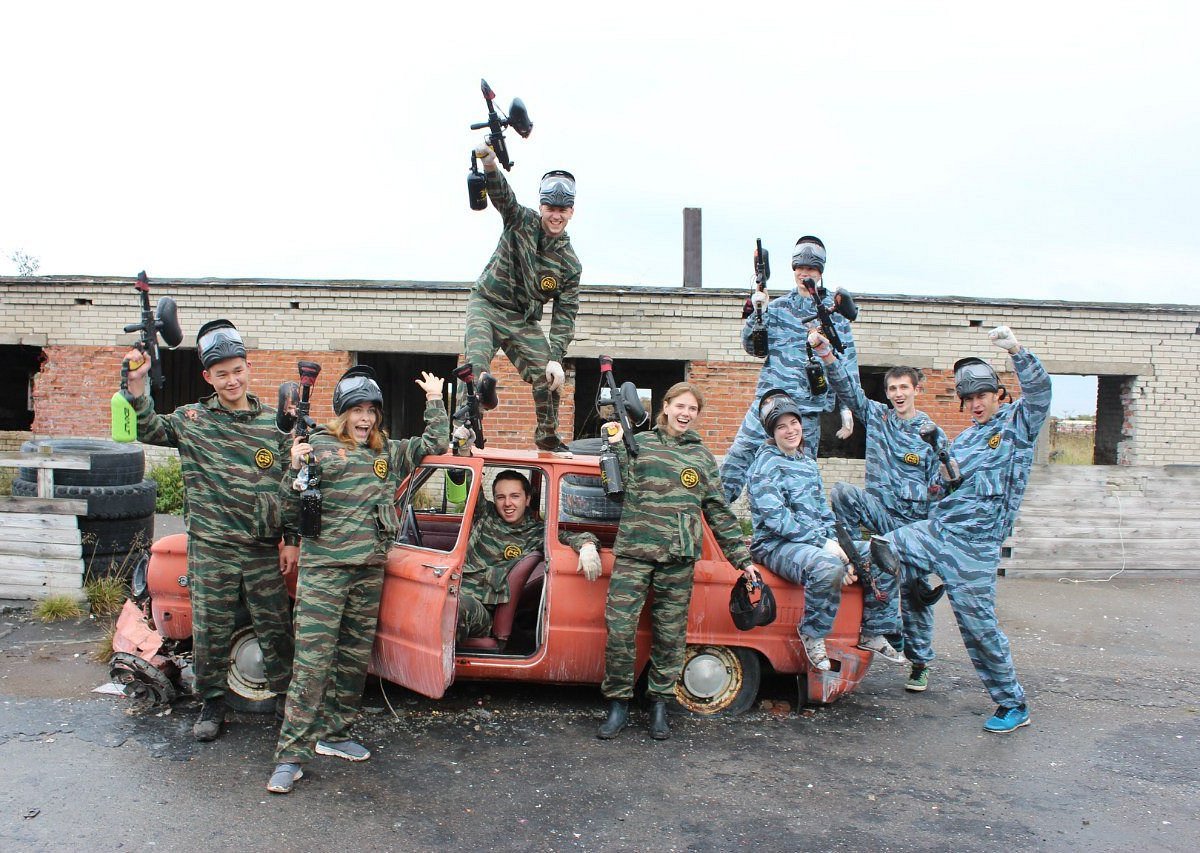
[397,465,472,552]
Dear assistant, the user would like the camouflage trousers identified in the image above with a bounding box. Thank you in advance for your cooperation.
[275,559,385,764]
[188,537,293,702]
[462,291,560,448]
[883,520,1025,707]
[720,406,821,503]
[601,557,695,702]
[830,483,930,658]
[752,538,899,638]
[456,590,493,643]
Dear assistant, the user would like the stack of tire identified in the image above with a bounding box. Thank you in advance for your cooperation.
[13,438,156,577]
[561,438,623,523]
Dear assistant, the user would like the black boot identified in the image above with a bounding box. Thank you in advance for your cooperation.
[478,371,498,411]
[193,698,226,742]
[649,701,670,740]
[597,700,628,739]
[869,536,902,577]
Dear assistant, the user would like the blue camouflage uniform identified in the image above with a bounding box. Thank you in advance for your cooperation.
[747,442,899,639]
[823,358,944,653]
[721,288,857,503]
[882,349,1051,707]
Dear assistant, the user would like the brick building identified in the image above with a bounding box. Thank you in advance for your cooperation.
[3,275,1198,484]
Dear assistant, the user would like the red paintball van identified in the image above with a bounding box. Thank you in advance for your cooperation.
[112,447,878,716]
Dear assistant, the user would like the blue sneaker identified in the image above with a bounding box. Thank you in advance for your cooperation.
[983,704,1030,733]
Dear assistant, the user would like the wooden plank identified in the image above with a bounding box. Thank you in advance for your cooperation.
[1004,568,1200,579]
[0,452,91,470]
[1011,525,1200,539]
[0,540,83,560]
[0,568,84,588]
[0,512,78,532]
[0,554,86,576]
[0,496,88,515]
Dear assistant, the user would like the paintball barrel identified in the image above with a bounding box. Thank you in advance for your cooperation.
[451,363,487,450]
[596,356,648,498]
[919,423,962,491]
[292,361,323,538]
[741,239,770,358]
[470,78,532,172]
[834,521,888,604]
[111,271,183,442]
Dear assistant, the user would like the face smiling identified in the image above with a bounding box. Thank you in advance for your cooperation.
[961,390,1003,424]
[886,376,919,419]
[539,204,574,237]
[493,477,531,525]
[202,357,251,409]
[347,402,378,443]
[773,413,804,455]
[662,392,700,436]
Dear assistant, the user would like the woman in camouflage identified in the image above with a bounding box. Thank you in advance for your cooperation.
[597,382,759,741]
[268,366,448,794]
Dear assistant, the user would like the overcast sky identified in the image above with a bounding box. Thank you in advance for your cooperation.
[4,2,1196,415]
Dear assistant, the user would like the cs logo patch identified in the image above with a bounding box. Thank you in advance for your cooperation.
[903,452,921,466]
[988,433,1002,449]
[503,544,523,560]
[373,458,389,480]
[680,467,700,489]
[254,448,275,469]
[540,275,559,292]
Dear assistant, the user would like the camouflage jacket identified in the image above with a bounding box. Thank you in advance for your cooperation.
[747,442,835,552]
[281,400,448,565]
[134,391,294,548]
[826,358,943,522]
[460,500,599,607]
[611,426,753,568]
[473,168,581,362]
[931,349,1051,543]
[744,288,858,414]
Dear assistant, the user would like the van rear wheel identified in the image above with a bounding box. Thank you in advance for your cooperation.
[224,624,276,714]
[674,645,761,716]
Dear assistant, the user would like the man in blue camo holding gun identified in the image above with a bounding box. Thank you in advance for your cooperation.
[871,326,1051,733]
[721,236,858,503]
[807,329,948,692]
[746,389,906,673]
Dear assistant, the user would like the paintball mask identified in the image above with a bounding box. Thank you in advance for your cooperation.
[332,366,384,415]
[759,389,804,435]
[730,577,777,630]
[953,357,1001,399]
[791,237,826,273]
[196,320,247,369]
[539,170,576,208]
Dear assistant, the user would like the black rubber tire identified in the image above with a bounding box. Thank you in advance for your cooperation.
[11,478,158,520]
[560,473,623,521]
[18,438,145,486]
[78,514,155,573]
[566,437,607,456]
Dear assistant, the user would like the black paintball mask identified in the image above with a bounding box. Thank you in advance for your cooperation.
[196,320,247,369]
[730,577,777,631]
[759,389,804,435]
[332,365,384,416]
[953,357,1005,411]
[539,170,576,208]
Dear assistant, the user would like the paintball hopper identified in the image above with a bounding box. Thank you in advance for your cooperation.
[730,577,777,631]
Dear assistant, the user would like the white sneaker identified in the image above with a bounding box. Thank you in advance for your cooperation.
[800,633,831,671]
[858,634,907,664]
[316,739,371,761]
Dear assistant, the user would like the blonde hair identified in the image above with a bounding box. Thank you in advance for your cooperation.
[655,381,705,429]
[326,404,387,451]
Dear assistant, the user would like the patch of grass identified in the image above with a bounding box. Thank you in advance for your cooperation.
[148,457,184,514]
[0,467,13,496]
[91,620,118,663]
[1049,429,1095,465]
[33,595,84,622]
[85,576,128,617]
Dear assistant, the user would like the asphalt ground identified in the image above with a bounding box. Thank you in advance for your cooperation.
[1,577,1197,852]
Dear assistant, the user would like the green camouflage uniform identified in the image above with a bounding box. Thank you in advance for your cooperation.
[133,390,296,702]
[457,499,598,642]
[601,427,754,701]
[275,400,447,765]
[463,168,582,448]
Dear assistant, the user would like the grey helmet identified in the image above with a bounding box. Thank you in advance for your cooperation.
[791,236,826,272]
[953,357,1000,398]
[758,388,804,434]
[539,170,576,208]
[196,320,247,368]
[332,365,383,415]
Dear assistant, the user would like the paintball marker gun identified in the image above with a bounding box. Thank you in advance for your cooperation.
[466,78,532,207]
[919,422,962,492]
[451,363,487,451]
[291,361,323,538]
[834,521,888,604]
[111,271,183,443]
[741,239,770,358]
[596,356,649,498]
[800,277,847,356]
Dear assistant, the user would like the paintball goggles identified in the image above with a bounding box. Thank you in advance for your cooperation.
[741,239,770,359]
[111,271,183,442]
[596,356,649,498]
[467,78,532,210]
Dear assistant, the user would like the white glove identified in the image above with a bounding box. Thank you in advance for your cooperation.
[750,288,769,311]
[822,538,849,564]
[578,541,602,582]
[836,407,854,440]
[989,325,1021,354]
[451,424,475,456]
[474,140,497,170]
[545,360,565,393]
[602,421,623,444]
[807,330,833,359]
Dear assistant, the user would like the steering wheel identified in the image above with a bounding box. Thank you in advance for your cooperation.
[399,502,423,547]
